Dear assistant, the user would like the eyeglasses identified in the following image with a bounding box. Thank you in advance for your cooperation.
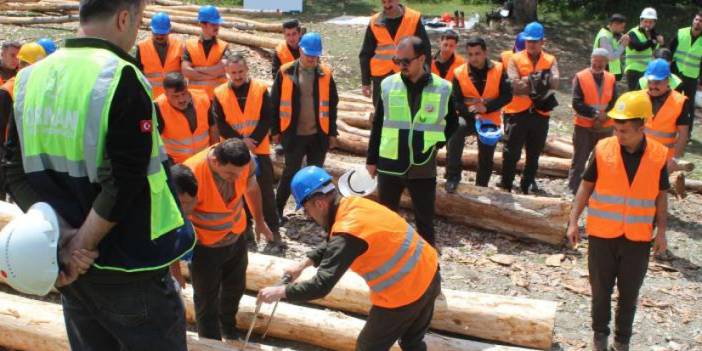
[392,55,420,66]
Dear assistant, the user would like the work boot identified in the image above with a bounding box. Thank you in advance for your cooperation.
[444,180,459,193]
[593,333,608,351]
[609,341,629,351]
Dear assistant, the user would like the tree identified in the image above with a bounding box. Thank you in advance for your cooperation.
[513,0,537,24]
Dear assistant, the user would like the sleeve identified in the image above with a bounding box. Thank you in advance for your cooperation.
[675,105,692,126]
[659,165,670,191]
[581,151,598,182]
[628,30,656,51]
[272,53,282,80]
[442,94,458,143]
[452,77,471,121]
[669,36,679,56]
[485,68,513,113]
[154,104,165,134]
[305,241,328,267]
[606,83,619,112]
[249,90,272,143]
[359,26,377,86]
[415,21,432,65]
[270,72,283,136]
[0,90,13,145]
[366,95,384,165]
[328,76,339,137]
[285,234,368,301]
[212,97,241,139]
[572,76,596,118]
[2,111,42,210]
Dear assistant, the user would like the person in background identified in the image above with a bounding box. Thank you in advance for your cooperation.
[670,11,702,134]
[639,48,683,91]
[169,163,199,290]
[136,11,183,98]
[273,19,302,79]
[500,32,526,69]
[0,41,20,85]
[594,14,629,81]
[182,5,229,99]
[37,37,58,56]
[430,29,464,82]
[625,7,662,91]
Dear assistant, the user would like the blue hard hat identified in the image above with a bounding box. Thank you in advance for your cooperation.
[514,32,526,52]
[474,119,503,146]
[291,166,334,210]
[523,22,544,41]
[36,38,56,55]
[150,12,172,35]
[198,5,223,25]
[299,32,323,57]
[644,58,671,81]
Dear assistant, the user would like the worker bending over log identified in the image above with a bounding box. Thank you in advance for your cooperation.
[182,5,229,99]
[259,166,441,351]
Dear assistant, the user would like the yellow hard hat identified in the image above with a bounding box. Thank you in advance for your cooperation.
[17,43,46,65]
[608,90,653,120]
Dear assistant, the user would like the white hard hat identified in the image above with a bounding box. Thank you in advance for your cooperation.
[338,168,377,198]
[640,7,657,20]
[0,202,60,296]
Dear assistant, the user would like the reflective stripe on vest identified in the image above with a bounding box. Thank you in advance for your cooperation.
[593,28,622,75]
[369,7,421,77]
[625,28,654,73]
[278,62,332,134]
[214,79,271,155]
[455,61,503,126]
[503,50,555,115]
[673,27,702,79]
[430,54,465,82]
[185,38,228,98]
[644,90,686,159]
[157,89,212,164]
[573,69,615,128]
[137,36,183,97]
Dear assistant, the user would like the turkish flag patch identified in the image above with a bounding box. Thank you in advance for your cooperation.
[139,120,152,133]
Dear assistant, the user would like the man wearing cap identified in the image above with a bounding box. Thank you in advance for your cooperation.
[273,19,302,79]
[638,48,683,91]
[625,7,663,91]
[182,5,229,99]
[258,165,441,351]
[594,14,629,81]
[567,91,669,351]
[568,48,618,194]
[37,38,57,56]
[272,32,339,221]
[670,11,702,134]
[500,21,559,195]
[446,36,511,191]
[430,29,464,82]
[136,11,183,98]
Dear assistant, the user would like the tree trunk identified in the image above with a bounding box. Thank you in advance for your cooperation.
[513,0,538,24]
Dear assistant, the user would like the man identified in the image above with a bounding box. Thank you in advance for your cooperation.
[638,48,683,91]
[169,163,199,289]
[3,1,195,349]
[500,21,559,194]
[37,37,57,56]
[272,32,339,220]
[446,36,511,191]
[156,72,218,164]
[366,36,456,247]
[182,5,229,99]
[136,11,183,98]
[568,48,618,194]
[567,91,669,351]
[258,166,441,351]
[625,7,663,91]
[273,19,302,79]
[213,53,282,253]
[593,14,629,81]
[184,138,273,343]
[643,59,691,170]
[359,0,431,107]
[500,32,526,69]
[0,41,19,86]
[670,11,702,133]
[430,30,464,82]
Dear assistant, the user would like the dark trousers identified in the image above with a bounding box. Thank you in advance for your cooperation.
[378,174,436,246]
[61,269,187,351]
[680,76,697,134]
[626,70,644,91]
[568,126,612,194]
[276,134,327,214]
[356,271,441,351]
[500,111,549,192]
[254,155,280,235]
[371,75,391,109]
[190,236,248,340]
[588,236,651,344]
[446,117,497,187]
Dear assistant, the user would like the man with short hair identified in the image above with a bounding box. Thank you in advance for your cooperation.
[136,11,183,98]
[182,5,229,98]
[670,11,702,134]
[4,0,196,349]
[625,7,663,91]
[213,53,282,253]
[0,41,20,85]
[156,72,218,164]
[594,14,629,81]
[430,29,464,82]
[273,19,302,79]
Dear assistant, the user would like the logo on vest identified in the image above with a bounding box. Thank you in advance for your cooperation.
[425,104,435,113]
[140,120,153,133]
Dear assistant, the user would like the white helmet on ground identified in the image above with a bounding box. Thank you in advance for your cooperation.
[0,202,60,296]
[338,168,377,198]
[640,7,657,20]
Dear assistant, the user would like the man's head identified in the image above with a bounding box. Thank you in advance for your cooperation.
[79,0,146,52]
[291,166,337,229]
[1,41,20,70]
[381,0,401,14]
[465,36,487,68]
[171,164,198,216]
[644,58,671,97]
[590,48,609,73]
[608,14,627,34]
[163,73,191,110]
[395,36,425,78]
[283,19,302,49]
[200,22,220,39]
[16,43,46,69]
[639,7,657,31]
[224,52,249,87]
[208,139,251,182]
[608,91,651,148]
[439,30,459,60]
[693,12,702,32]
[613,118,646,148]
[197,5,222,39]
[522,22,545,56]
[299,32,322,69]
[150,11,171,44]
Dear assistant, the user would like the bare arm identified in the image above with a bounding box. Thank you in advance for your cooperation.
[566,180,595,247]
[674,125,689,158]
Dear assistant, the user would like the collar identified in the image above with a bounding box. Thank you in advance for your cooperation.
[401,70,432,88]
[433,51,455,64]
[230,80,250,93]
[375,4,406,26]
[469,59,493,72]
[65,37,138,66]
[200,35,218,43]
[650,89,671,104]
[622,137,647,156]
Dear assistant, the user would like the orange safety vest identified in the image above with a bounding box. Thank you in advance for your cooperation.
[369,7,421,78]
[157,89,212,164]
[573,68,615,129]
[330,196,438,308]
[138,36,183,98]
[1,77,14,100]
[645,90,686,160]
[275,42,296,66]
[500,50,513,69]
[185,37,228,98]
[503,50,556,116]
[586,136,667,242]
[278,62,332,134]
[431,53,465,82]
[213,79,271,155]
[184,147,252,245]
[454,61,504,126]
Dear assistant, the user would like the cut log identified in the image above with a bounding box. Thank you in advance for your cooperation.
[686,179,702,194]
[143,18,283,50]
[0,2,78,12]
[339,111,373,129]
[543,137,574,159]
[270,153,570,245]
[0,14,77,25]
[339,92,373,104]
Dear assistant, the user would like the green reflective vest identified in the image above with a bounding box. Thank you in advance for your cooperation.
[625,27,655,73]
[673,27,702,79]
[639,73,682,90]
[594,28,622,75]
[14,47,187,271]
[378,73,451,176]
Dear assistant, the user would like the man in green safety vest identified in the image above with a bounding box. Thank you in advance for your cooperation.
[3,0,195,349]
[366,36,457,249]
[670,11,702,134]
[625,7,663,91]
[593,14,629,81]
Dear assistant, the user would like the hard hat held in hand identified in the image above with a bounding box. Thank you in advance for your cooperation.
[338,168,377,198]
[0,202,60,296]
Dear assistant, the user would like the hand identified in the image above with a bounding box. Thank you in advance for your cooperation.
[366,164,377,178]
[619,34,631,46]
[170,262,186,289]
[566,223,580,248]
[468,103,487,114]
[56,249,99,287]
[271,134,281,145]
[667,158,679,172]
[243,137,257,152]
[255,220,274,242]
[361,85,371,98]
[258,285,286,303]
[329,136,339,150]
[653,234,668,255]
[656,35,664,46]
